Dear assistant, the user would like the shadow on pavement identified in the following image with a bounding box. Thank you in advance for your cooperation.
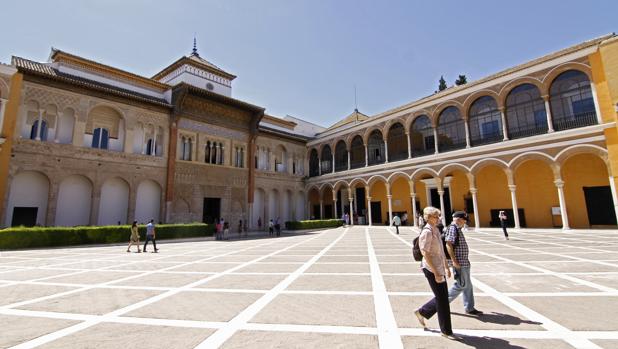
[453,311,542,326]
[456,335,528,349]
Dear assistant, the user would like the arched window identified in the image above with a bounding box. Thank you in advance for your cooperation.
[320,145,333,174]
[92,127,109,149]
[309,149,319,177]
[211,143,217,164]
[30,120,48,141]
[410,115,434,157]
[469,96,503,146]
[549,70,597,131]
[349,135,365,169]
[334,141,348,172]
[181,137,192,161]
[367,130,385,166]
[218,142,224,165]
[437,107,466,152]
[387,123,407,162]
[505,84,547,139]
[146,139,154,155]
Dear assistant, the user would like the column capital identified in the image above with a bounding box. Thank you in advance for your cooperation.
[469,187,477,194]
[367,196,372,201]
[508,184,517,192]
[554,179,565,188]
[410,192,416,198]
[541,94,550,102]
[386,194,392,199]
[348,197,354,202]
[437,190,445,195]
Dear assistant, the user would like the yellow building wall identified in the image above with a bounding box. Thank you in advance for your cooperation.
[391,177,412,220]
[476,166,511,226]
[515,160,559,228]
[414,181,428,211]
[562,154,609,228]
[0,73,23,221]
[448,171,470,213]
[370,181,388,224]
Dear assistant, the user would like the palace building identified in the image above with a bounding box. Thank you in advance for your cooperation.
[2,34,618,230]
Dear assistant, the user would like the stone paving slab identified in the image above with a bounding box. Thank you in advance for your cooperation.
[0,314,79,349]
[221,330,379,349]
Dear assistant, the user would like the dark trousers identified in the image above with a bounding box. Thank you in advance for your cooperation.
[394,224,399,234]
[419,268,453,335]
[143,235,157,251]
[500,221,509,237]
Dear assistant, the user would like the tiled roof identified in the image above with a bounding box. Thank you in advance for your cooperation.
[12,56,172,108]
[325,109,370,131]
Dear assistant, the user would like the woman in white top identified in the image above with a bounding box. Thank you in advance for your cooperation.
[414,207,457,340]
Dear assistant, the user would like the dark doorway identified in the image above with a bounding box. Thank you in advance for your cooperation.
[355,187,366,213]
[324,205,333,219]
[430,187,451,224]
[11,207,38,227]
[370,201,382,225]
[584,186,617,225]
[313,205,321,219]
[203,198,221,224]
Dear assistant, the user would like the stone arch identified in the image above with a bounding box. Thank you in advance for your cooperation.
[387,171,411,184]
[438,163,471,179]
[463,90,503,114]
[499,76,547,107]
[363,125,385,144]
[319,182,334,196]
[55,174,93,227]
[383,118,406,135]
[367,175,388,188]
[543,62,593,86]
[86,104,126,152]
[5,171,50,227]
[386,121,408,162]
[366,129,386,165]
[98,177,130,225]
[349,177,368,189]
[333,180,349,192]
[135,180,162,224]
[411,167,439,181]
[509,151,555,173]
[57,107,76,144]
[555,144,608,167]
[432,101,464,124]
[334,140,348,172]
[349,134,365,169]
[470,158,510,175]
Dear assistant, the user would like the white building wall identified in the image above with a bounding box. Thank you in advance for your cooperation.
[98,177,129,225]
[5,171,49,226]
[55,175,92,226]
[135,180,161,224]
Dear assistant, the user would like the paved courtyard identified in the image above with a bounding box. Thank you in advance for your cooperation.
[1,226,617,349]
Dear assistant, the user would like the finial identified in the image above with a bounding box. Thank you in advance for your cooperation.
[192,34,199,56]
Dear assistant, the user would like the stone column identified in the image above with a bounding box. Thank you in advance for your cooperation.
[411,193,418,227]
[36,109,44,140]
[220,145,225,165]
[318,154,322,175]
[384,140,389,163]
[54,111,62,143]
[406,132,411,158]
[554,179,570,229]
[470,187,480,230]
[438,189,446,226]
[333,190,338,219]
[152,127,157,156]
[191,138,196,161]
[347,150,351,170]
[387,195,393,226]
[332,151,335,173]
[348,196,355,226]
[367,196,373,226]
[464,119,471,148]
[319,199,324,220]
[499,107,509,141]
[45,181,59,226]
[609,176,618,224]
[509,184,521,229]
[433,128,439,154]
[542,95,555,133]
[0,98,7,135]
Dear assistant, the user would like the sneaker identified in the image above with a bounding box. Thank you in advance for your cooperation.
[155,249,159,252]
[126,249,130,253]
[414,309,426,328]
[466,309,483,315]
[441,333,460,340]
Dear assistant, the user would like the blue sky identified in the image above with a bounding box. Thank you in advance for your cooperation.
[1,0,617,127]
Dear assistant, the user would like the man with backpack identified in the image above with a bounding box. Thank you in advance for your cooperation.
[444,211,483,316]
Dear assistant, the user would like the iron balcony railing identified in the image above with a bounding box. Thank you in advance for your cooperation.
[553,111,597,131]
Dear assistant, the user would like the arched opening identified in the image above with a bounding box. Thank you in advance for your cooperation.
[295,191,305,221]
[410,115,434,157]
[86,106,124,151]
[268,189,280,223]
[322,187,334,219]
[437,106,466,152]
[387,122,407,162]
[135,180,161,224]
[391,177,412,224]
[562,153,615,228]
[309,149,319,177]
[469,96,503,146]
[30,119,48,141]
[98,177,129,225]
[334,140,348,172]
[275,145,287,172]
[505,84,547,139]
[475,165,511,227]
[350,135,365,169]
[57,108,75,144]
[55,175,92,227]
[6,171,49,227]
[252,188,266,229]
[549,70,597,131]
[514,160,558,228]
[369,180,388,225]
[367,130,385,166]
[320,145,333,174]
[282,189,293,222]
[308,188,320,219]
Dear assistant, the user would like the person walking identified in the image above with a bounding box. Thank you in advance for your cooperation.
[414,206,457,340]
[268,219,274,236]
[499,210,509,240]
[402,212,408,226]
[392,214,401,234]
[445,211,483,315]
[127,221,141,253]
[275,217,281,237]
[223,221,229,240]
[238,220,243,239]
[143,219,158,253]
[258,217,262,231]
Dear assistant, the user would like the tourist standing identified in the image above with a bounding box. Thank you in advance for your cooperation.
[275,217,281,237]
[127,221,141,253]
[414,207,457,340]
[143,219,158,253]
[223,222,229,240]
[402,212,408,226]
[268,219,274,236]
[445,211,483,315]
[238,220,243,238]
[499,210,509,240]
[258,217,262,231]
[392,214,401,234]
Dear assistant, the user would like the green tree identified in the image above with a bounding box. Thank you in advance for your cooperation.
[455,74,468,86]
[438,76,447,91]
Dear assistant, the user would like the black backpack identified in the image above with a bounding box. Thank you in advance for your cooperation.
[412,234,423,261]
